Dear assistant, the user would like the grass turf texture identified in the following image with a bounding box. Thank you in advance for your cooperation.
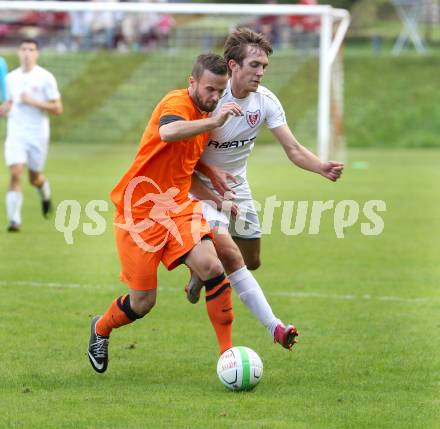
[0,143,439,429]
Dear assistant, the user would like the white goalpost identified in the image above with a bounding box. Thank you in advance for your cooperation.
[0,1,350,160]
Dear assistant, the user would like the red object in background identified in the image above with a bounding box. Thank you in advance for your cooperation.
[0,24,12,37]
[260,15,278,26]
[289,0,320,32]
[22,12,68,28]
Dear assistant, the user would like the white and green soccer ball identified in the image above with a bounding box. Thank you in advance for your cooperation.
[217,346,263,391]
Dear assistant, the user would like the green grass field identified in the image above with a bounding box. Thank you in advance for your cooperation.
[0,42,439,428]
[0,143,439,428]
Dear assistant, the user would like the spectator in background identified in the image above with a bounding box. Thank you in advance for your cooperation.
[88,0,119,49]
[257,0,281,48]
[69,0,120,50]
[118,10,174,52]
[69,10,94,50]
[288,0,320,52]
[156,14,175,49]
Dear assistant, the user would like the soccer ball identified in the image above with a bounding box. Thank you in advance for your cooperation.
[217,346,263,391]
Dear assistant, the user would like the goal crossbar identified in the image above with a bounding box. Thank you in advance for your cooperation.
[0,2,347,17]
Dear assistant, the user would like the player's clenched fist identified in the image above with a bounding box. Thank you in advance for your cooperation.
[213,102,242,127]
[319,161,344,182]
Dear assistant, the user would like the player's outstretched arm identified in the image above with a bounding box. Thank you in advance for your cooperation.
[271,124,344,182]
[160,102,242,142]
[160,117,220,142]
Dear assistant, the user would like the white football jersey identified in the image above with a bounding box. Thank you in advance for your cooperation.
[197,80,286,188]
[6,65,60,142]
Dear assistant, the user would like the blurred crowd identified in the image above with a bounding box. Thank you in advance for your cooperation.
[68,0,175,51]
[0,0,322,52]
[254,0,320,50]
[0,0,175,51]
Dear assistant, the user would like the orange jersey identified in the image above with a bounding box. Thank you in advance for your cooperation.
[110,89,208,218]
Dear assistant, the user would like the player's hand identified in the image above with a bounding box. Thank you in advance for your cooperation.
[0,104,8,116]
[206,165,239,198]
[218,197,240,219]
[21,92,36,106]
[319,161,344,182]
[214,102,242,127]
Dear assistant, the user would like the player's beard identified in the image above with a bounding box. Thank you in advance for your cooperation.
[193,87,217,113]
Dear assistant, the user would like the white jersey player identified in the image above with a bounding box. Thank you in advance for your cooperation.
[196,79,286,241]
[186,28,344,350]
[0,39,63,232]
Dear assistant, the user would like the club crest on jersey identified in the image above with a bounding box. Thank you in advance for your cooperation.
[246,110,260,128]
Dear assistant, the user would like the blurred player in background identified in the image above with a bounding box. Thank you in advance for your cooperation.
[88,54,243,373]
[0,39,63,232]
[186,28,344,349]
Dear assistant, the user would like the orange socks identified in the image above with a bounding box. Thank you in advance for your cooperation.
[96,294,140,337]
[205,274,234,354]
[96,279,233,354]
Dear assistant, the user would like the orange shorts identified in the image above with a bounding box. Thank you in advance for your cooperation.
[114,203,212,291]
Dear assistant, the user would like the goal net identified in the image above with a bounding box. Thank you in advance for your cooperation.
[0,1,350,160]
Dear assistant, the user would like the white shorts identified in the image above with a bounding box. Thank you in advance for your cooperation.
[4,137,48,172]
[199,181,262,240]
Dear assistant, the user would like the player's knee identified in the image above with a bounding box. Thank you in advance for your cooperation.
[29,174,42,187]
[245,257,261,271]
[29,176,39,186]
[199,257,224,279]
[10,172,21,187]
[218,245,244,274]
[130,294,156,317]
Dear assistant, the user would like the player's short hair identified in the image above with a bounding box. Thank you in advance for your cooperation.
[224,28,273,74]
[19,38,40,49]
[191,53,227,80]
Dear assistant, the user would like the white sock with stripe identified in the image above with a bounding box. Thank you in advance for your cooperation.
[228,266,281,337]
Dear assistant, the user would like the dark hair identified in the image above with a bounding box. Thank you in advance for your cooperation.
[19,38,40,49]
[191,53,227,80]
[224,28,273,74]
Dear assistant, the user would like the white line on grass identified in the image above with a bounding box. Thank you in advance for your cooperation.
[0,280,438,305]
[270,291,439,304]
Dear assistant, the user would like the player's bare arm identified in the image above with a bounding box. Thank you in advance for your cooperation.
[20,92,63,115]
[159,102,242,142]
[271,124,344,182]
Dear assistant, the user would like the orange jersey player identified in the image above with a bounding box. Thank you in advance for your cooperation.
[87,53,243,373]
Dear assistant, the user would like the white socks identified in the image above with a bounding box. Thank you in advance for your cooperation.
[37,180,51,201]
[6,191,23,225]
[228,266,281,337]
[6,180,50,226]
